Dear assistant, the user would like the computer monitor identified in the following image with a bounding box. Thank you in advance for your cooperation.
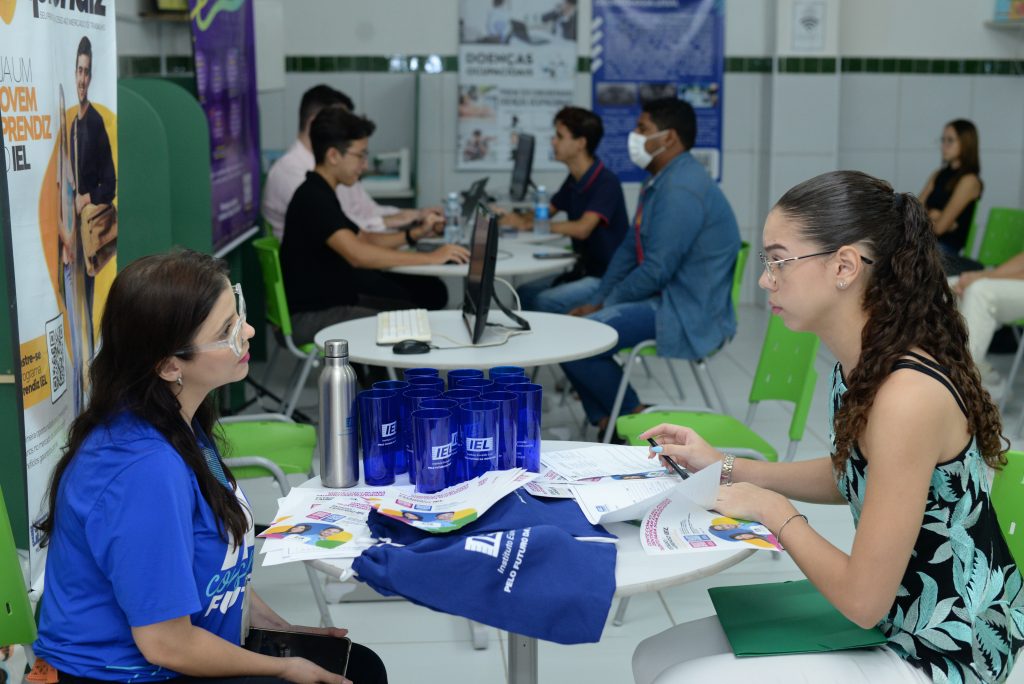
[463,209,500,344]
[461,177,489,223]
[462,207,531,345]
[509,133,535,201]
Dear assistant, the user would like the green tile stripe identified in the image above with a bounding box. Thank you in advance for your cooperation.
[841,57,1023,75]
[119,54,1024,77]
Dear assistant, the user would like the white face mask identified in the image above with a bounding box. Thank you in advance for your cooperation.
[627,130,668,170]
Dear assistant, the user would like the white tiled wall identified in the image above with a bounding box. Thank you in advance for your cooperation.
[839,73,1024,246]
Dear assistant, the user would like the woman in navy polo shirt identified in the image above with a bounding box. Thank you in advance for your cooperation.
[33,250,385,684]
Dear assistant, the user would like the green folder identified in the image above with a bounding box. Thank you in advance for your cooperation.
[708,579,887,657]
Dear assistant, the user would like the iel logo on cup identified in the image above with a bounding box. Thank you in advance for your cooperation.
[465,437,493,455]
[430,442,454,465]
[380,421,397,442]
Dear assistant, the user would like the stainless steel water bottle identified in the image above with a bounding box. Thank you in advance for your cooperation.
[319,339,359,487]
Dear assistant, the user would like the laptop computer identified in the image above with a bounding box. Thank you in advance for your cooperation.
[510,20,550,45]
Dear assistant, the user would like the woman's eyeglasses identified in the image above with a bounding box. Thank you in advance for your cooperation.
[175,283,247,358]
[759,250,874,286]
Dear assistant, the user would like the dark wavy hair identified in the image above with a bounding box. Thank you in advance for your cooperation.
[35,249,250,547]
[774,170,1006,472]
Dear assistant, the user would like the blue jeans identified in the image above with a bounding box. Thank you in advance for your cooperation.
[517,275,601,313]
[561,298,658,425]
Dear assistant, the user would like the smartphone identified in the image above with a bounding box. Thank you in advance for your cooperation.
[533,251,570,259]
[245,628,352,676]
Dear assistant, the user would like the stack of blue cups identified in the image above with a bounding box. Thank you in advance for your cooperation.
[398,367,542,493]
[372,380,410,474]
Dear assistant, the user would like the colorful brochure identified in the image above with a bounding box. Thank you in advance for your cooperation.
[377,468,537,534]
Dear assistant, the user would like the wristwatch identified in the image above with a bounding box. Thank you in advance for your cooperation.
[404,228,417,247]
[720,454,735,485]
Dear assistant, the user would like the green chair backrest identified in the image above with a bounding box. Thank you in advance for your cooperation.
[992,450,1024,574]
[0,487,37,645]
[748,315,820,443]
[961,204,981,260]
[731,241,751,316]
[977,208,1024,268]
[252,236,293,336]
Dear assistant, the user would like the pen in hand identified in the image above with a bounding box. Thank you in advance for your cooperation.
[647,437,689,480]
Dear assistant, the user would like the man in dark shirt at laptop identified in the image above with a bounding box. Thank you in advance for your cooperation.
[280,108,469,345]
[503,106,628,313]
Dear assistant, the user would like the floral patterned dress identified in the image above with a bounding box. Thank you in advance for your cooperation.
[831,355,1024,683]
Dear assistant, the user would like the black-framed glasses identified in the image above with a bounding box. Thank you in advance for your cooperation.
[759,250,874,286]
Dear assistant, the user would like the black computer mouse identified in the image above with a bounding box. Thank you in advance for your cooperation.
[392,339,431,354]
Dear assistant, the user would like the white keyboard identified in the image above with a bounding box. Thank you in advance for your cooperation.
[376,309,432,344]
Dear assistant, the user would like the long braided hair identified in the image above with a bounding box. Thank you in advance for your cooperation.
[774,170,1006,472]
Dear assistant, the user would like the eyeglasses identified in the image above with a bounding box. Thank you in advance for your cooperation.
[344,149,370,162]
[759,250,875,286]
[176,284,247,358]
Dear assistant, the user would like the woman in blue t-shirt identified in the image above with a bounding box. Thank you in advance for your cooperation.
[33,250,386,684]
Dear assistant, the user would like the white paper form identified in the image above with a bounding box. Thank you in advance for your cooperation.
[640,462,783,554]
[541,444,670,480]
[571,461,721,525]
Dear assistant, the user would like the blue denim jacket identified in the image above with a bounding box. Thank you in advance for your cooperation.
[593,152,741,360]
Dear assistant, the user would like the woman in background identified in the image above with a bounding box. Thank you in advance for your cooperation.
[919,118,982,257]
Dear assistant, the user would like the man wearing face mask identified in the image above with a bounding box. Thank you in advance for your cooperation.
[561,98,741,435]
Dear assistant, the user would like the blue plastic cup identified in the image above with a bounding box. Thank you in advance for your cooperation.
[443,388,481,404]
[403,367,440,380]
[458,377,494,393]
[492,374,529,387]
[507,383,543,472]
[489,366,526,379]
[401,388,442,482]
[421,398,459,411]
[457,400,500,481]
[357,388,401,485]
[373,381,411,473]
[480,390,518,470]
[407,375,446,393]
[411,408,456,494]
[447,368,484,390]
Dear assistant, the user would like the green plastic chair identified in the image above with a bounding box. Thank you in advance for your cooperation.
[991,450,1024,574]
[252,236,319,418]
[615,314,820,462]
[0,486,37,647]
[215,416,333,628]
[975,208,1024,268]
[601,242,751,443]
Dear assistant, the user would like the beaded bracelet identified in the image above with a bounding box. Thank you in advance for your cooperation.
[776,513,808,551]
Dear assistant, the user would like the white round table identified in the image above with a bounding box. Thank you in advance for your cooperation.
[390,234,574,278]
[313,310,619,370]
[300,440,753,684]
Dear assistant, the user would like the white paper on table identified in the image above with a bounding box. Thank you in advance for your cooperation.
[376,468,537,533]
[524,481,577,498]
[541,444,669,481]
[570,461,721,525]
[640,462,782,554]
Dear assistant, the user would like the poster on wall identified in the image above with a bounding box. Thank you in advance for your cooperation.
[0,0,118,577]
[188,0,260,251]
[457,0,577,171]
[591,0,724,183]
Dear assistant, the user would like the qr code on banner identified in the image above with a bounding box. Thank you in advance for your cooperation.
[45,314,68,404]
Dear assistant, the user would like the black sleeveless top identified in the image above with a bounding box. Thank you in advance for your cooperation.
[832,353,1024,683]
[925,166,979,254]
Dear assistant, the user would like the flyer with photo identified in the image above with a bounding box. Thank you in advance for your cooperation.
[377,468,537,533]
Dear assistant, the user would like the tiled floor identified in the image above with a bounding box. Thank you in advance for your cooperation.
[240,304,1023,684]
